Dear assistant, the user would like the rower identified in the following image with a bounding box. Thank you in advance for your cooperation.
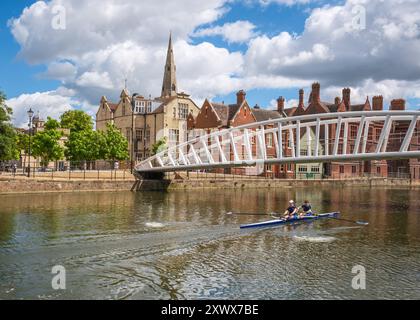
[299,200,313,217]
[284,200,298,220]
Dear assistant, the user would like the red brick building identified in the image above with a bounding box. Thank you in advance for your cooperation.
[188,90,296,178]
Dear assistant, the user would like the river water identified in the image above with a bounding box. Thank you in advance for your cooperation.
[0,187,419,300]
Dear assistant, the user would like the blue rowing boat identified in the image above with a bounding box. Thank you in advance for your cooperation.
[240,212,340,229]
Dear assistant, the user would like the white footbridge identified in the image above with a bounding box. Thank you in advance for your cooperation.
[135,111,420,174]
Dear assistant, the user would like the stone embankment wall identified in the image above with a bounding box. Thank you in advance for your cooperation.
[1,177,419,195]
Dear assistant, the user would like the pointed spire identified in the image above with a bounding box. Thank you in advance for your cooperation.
[161,32,177,98]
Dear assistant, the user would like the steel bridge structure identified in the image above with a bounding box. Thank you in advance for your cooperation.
[135,111,420,175]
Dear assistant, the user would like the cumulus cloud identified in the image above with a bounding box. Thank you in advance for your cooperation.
[193,20,257,43]
[7,89,77,128]
[6,0,420,125]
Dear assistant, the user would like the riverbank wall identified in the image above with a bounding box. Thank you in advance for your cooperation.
[2,177,419,195]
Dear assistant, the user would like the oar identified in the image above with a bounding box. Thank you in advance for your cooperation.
[327,216,369,226]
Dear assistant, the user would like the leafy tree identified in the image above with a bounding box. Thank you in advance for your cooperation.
[32,127,64,168]
[65,129,106,164]
[0,91,19,161]
[60,110,93,132]
[44,117,61,131]
[151,137,167,155]
[102,123,129,161]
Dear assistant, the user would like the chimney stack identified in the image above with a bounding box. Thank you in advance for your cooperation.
[390,99,406,111]
[342,88,351,111]
[311,83,321,103]
[372,96,383,111]
[236,90,246,106]
[277,96,285,113]
[299,89,304,108]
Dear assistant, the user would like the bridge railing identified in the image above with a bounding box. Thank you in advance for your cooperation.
[136,111,420,173]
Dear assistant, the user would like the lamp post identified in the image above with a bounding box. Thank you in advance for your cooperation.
[27,108,34,178]
[131,93,139,174]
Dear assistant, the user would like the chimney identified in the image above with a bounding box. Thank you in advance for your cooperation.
[277,96,285,113]
[335,97,341,105]
[311,83,321,103]
[342,88,351,111]
[299,89,304,108]
[236,90,246,106]
[372,96,383,111]
[390,99,406,111]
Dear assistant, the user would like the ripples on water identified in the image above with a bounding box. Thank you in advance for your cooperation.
[0,187,419,300]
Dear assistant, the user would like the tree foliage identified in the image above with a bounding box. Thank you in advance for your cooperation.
[65,129,106,162]
[0,91,19,161]
[102,123,129,161]
[32,124,64,167]
[60,110,93,132]
[151,137,167,155]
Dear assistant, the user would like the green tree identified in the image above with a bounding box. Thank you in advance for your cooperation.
[60,110,93,132]
[102,123,129,162]
[151,137,167,155]
[65,129,106,164]
[0,91,19,161]
[44,117,61,131]
[32,126,64,168]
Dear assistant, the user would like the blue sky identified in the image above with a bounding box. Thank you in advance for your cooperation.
[2,0,420,126]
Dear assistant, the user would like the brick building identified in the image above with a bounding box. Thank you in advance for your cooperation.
[290,83,388,178]
[188,90,296,178]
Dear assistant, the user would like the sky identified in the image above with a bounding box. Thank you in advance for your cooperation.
[1,0,420,128]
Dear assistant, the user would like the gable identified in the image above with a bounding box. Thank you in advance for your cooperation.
[305,101,329,115]
[194,100,223,129]
[230,101,256,127]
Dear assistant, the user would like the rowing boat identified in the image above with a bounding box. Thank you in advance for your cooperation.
[239,212,340,229]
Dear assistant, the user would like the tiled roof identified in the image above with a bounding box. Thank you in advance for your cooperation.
[252,108,283,122]
[350,104,367,112]
[284,107,297,117]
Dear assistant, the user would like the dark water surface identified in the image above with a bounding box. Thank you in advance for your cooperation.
[0,187,419,300]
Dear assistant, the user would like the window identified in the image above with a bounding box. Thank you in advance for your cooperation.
[368,127,373,140]
[287,163,293,172]
[280,165,285,172]
[340,165,345,174]
[135,101,145,114]
[137,153,143,162]
[350,125,358,139]
[298,166,308,173]
[146,101,152,113]
[301,149,308,156]
[311,166,320,173]
[377,166,381,174]
[352,166,357,174]
[145,129,150,143]
[169,129,180,144]
[267,133,273,147]
[178,103,189,119]
[375,129,381,140]
[136,129,143,140]
[265,165,272,172]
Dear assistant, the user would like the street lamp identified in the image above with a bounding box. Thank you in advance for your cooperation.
[131,93,139,174]
[27,108,34,178]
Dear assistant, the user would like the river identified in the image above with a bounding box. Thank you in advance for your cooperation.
[0,187,419,300]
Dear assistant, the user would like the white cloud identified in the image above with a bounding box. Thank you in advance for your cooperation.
[7,89,77,128]
[193,20,257,43]
[6,0,420,122]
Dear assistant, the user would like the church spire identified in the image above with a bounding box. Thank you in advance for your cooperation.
[161,32,177,98]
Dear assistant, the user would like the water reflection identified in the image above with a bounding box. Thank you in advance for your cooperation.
[0,187,419,299]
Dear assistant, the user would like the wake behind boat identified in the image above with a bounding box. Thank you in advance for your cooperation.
[240,212,340,229]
